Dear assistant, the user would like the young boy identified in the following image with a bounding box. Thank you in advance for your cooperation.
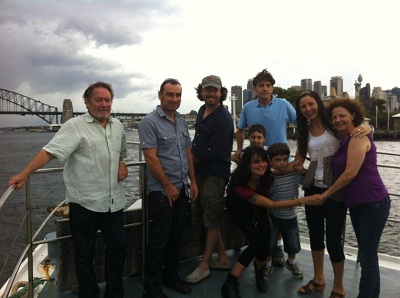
[231,124,266,164]
[265,143,306,280]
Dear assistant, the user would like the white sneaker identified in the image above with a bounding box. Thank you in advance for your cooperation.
[184,267,211,284]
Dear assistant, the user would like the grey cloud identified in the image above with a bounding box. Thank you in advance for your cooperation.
[55,18,143,48]
[1,0,179,48]
[0,0,181,111]
[25,49,144,97]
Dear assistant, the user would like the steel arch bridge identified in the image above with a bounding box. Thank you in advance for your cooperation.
[0,88,60,124]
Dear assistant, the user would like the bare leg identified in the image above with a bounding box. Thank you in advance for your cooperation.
[215,229,229,264]
[298,249,326,293]
[311,249,325,285]
[272,232,285,266]
[230,261,246,279]
[198,226,225,271]
[331,260,346,295]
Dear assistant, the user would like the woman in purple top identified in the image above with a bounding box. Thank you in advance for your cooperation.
[295,91,371,298]
[318,98,390,298]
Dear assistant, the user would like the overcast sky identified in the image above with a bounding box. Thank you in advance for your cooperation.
[0,0,398,127]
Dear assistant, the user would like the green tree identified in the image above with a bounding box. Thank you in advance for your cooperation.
[273,87,299,106]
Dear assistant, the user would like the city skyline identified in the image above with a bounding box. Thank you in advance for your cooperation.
[2,73,399,128]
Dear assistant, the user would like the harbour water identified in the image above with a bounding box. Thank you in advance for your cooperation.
[0,130,399,286]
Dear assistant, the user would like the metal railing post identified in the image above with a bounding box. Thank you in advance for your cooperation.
[25,177,34,298]
[141,164,148,281]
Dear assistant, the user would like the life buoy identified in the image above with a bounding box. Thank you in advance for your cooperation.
[9,278,43,298]
[10,281,29,298]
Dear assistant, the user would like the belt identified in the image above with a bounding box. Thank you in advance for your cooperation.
[314,179,328,188]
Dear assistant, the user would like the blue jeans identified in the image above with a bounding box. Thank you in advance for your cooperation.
[268,214,300,255]
[69,203,126,298]
[350,196,391,298]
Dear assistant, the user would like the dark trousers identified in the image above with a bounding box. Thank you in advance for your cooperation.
[143,189,188,293]
[69,203,126,298]
[226,198,269,267]
[304,185,347,263]
[350,197,390,298]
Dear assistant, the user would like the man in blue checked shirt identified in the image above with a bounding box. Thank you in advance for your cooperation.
[139,78,199,298]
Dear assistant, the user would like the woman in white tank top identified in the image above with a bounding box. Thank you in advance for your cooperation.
[295,91,371,298]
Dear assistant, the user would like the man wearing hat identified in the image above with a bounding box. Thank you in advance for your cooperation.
[185,75,234,284]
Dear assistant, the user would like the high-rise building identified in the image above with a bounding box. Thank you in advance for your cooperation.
[330,76,343,97]
[248,79,256,99]
[314,81,322,97]
[231,85,243,116]
[372,87,385,100]
[360,83,371,110]
[391,87,400,106]
[243,89,252,105]
[247,79,253,90]
[301,79,313,91]
[243,79,256,105]
[386,92,398,112]
[322,85,328,97]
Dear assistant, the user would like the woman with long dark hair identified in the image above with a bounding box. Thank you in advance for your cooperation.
[295,91,371,298]
[221,146,321,298]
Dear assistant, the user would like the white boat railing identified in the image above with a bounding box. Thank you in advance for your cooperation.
[376,150,400,198]
[0,160,148,298]
[0,147,399,298]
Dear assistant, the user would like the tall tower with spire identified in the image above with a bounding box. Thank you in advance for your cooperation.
[354,74,363,98]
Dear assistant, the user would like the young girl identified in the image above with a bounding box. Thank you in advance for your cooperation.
[221,146,321,298]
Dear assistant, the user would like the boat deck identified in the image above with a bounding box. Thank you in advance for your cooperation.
[39,240,400,298]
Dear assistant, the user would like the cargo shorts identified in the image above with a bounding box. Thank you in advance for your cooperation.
[196,175,226,228]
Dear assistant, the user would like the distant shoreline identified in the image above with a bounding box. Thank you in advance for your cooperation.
[370,131,400,141]
[287,129,400,142]
[2,126,400,142]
